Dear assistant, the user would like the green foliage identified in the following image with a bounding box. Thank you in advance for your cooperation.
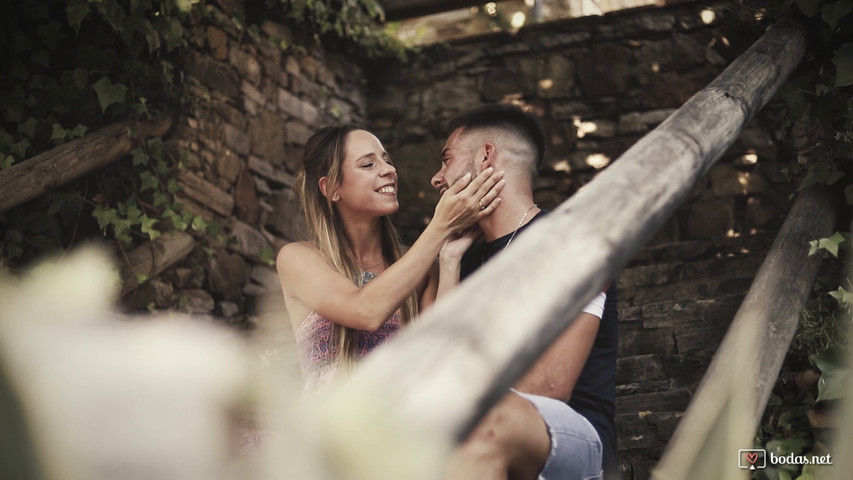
[761,2,853,472]
[811,348,848,401]
[249,0,412,63]
[808,231,846,257]
[0,0,201,269]
[770,0,853,194]
[758,264,848,479]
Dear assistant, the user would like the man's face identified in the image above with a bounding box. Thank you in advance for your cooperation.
[431,128,479,195]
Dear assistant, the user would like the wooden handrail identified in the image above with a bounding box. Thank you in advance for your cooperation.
[0,116,174,213]
[309,19,809,479]
[652,187,837,479]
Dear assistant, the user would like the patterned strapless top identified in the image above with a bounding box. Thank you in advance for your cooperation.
[295,309,402,392]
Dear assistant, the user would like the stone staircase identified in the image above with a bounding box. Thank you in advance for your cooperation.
[615,233,775,479]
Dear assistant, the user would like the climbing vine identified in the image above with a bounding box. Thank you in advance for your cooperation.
[246,0,412,62]
[0,0,407,272]
[751,1,853,474]
[769,0,853,192]
[0,0,205,270]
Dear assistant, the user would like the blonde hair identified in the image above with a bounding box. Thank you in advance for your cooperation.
[295,124,418,369]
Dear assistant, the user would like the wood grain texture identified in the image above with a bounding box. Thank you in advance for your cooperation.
[0,116,174,213]
[120,231,196,296]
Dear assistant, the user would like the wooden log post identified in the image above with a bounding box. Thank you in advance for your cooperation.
[652,187,837,480]
[0,116,175,213]
[310,20,809,479]
[120,231,195,296]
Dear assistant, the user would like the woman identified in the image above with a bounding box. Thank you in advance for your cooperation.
[277,125,504,391]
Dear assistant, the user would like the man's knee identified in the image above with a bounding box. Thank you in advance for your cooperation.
[459,393,550,469]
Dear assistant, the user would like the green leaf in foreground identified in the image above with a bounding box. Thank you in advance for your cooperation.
[92,77,128,112]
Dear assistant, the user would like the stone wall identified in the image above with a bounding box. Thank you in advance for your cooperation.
[369,0,787,246]
[367,1,791,479]
[123,0,367,338]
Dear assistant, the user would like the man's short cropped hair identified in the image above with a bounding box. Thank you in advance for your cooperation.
[446,104,546,171]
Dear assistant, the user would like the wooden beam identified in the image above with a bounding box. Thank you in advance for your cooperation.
[120,231,195,296]
[380,0,502,21]
[0,116,175,213]
[652,186,837,480]
[312,20,808,479]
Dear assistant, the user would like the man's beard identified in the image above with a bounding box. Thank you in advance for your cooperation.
[451,160,478,191]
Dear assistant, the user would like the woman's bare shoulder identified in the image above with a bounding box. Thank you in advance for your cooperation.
[277,241,323,271]
[278,241,320,258]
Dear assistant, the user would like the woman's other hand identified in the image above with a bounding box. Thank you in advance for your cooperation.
[433,167,504,235]
[440,228,481,264]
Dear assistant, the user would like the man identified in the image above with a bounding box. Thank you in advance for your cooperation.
[431,104,619,480]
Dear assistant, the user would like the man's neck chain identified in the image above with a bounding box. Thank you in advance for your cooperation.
[503,204,538,252]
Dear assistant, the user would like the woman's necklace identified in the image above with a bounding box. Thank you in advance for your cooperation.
[503,204,538,252]
[358,257,384,270]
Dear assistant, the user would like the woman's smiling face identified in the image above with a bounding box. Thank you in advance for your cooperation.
[329,129,399,218]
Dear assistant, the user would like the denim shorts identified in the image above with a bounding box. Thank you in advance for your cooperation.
[512,390,603,480]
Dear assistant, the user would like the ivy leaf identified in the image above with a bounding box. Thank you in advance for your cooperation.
[50,124,67,144]
[812,349,848,402]
[139,171,159,191]
[147,136,163,160]
[155,158,169,175]
[153,191,168,207]
[131,147,149,165]
[11,139,30,158]
[829,286,853,308]
[114,218,133,243]
[798,464,830,480]
[206,220,223,237]
[92,207,117,230]
[191,215,208,232]
[167,178,181,193]
[832,43,853,88]
[17,118,38,139]
[1,155,14,170]
[126,204,142,224]
[821,1,853,31]
[66,0,90,33]
[69,124,88,139]
[92,77,128,113]
[808,239,820,256]
[812,231,845,257]
[260,248,275,266]
[165,208,188,230]
[140,215,160,241]
[175,0,200,13]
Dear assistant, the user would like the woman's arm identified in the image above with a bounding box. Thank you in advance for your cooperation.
[435,228,480,299]
[418,262,440,312]
[278,169,504,331]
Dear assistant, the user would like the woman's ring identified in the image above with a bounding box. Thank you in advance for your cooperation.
[478,201,486,211]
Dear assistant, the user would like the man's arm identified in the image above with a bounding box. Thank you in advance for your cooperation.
[513,311,600,401]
